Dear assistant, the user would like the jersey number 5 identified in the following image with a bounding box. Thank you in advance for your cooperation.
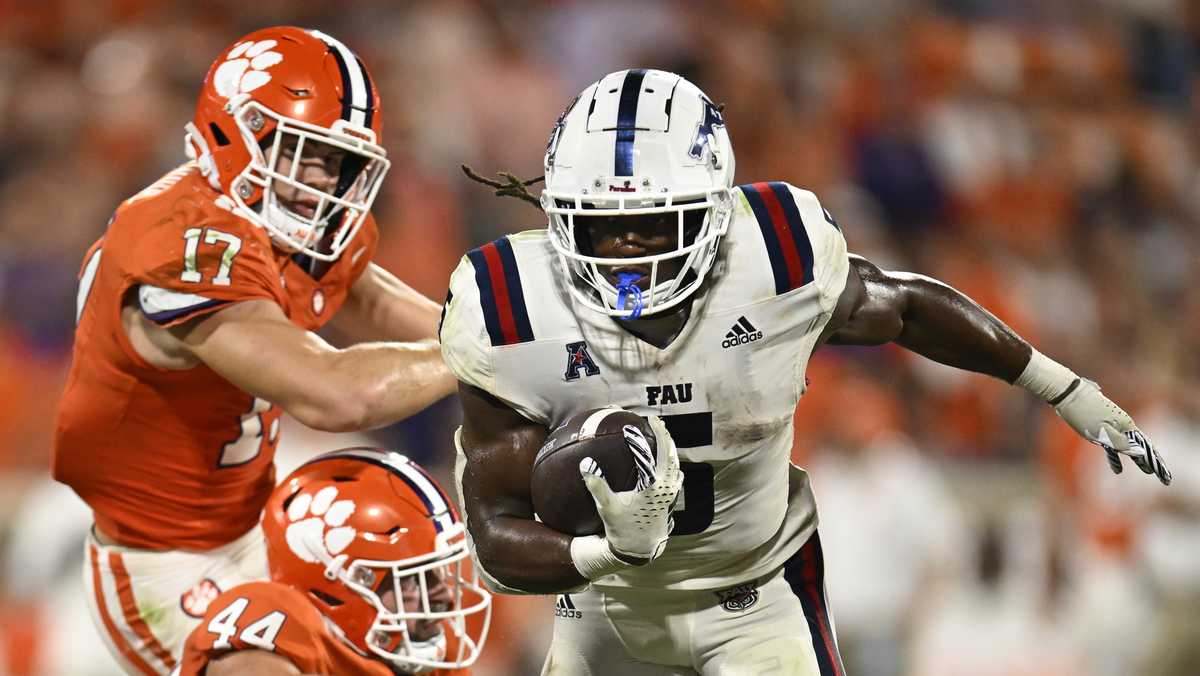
[207,597,287,651]
[660,412,716,536]
[182,227,242,286]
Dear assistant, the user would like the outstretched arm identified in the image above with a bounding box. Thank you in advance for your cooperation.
[819,255,1171,485]
[819,255,1029,380]
[328,262,444,343]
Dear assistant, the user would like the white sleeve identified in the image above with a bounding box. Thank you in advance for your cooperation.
[440,255,497,395]
[788,185,849,313]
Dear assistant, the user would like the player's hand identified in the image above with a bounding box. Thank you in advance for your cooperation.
[1054,378,1171,485]
[579,415,683,565]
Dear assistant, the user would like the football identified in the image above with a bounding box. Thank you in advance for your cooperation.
[531,407,656,536]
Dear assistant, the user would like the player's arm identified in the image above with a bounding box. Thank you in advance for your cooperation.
[459,384,680,592]
[818,255,1170,484]
[457,383,585,593]
[328,262,444,343]
[206,650,303,675]
[172,299,454,433]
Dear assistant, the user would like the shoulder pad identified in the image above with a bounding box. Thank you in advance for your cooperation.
[735,182,847,308]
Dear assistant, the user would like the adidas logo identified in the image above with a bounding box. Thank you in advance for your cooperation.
[721,316,763,349]
[554,594,581,619]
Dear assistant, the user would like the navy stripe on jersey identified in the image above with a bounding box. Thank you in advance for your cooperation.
[739,182,816,295]
[614,69,647,176]
[142,298,228,326]
[466,237,535,346]
[783,533,844,676]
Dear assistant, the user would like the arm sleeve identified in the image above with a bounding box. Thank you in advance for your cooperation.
[440,255,498,395]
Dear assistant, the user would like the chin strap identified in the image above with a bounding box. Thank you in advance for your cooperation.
[615,273,645,319]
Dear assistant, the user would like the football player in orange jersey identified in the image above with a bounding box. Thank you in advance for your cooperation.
[52,27,457,675]
[178,448,491,675]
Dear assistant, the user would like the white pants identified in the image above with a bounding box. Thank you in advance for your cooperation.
[81,525,268,675]
[542,533,845,676]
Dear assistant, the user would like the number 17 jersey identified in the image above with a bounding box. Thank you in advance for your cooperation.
[52,163,376,550]
[441,182,849,590]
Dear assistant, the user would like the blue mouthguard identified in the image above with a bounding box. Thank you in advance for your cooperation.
[615,272,645,319]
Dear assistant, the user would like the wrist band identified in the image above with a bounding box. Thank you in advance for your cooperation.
[570,535,630,580]
[1015,348,1079,404]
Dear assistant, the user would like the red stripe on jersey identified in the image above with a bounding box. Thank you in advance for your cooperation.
[481,242,519,345]
[752,182,806,289]
[802,544,841,676]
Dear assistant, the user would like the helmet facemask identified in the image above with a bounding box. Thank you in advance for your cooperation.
[544,187,733,318]
[334,524,491,674]
[228,96,390,261]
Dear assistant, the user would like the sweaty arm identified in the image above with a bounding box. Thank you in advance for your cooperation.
[457,383,588,593]
[170,299,454,433]
[327,262,444,343]
[818,254,1029,380]
[820,255,1171,484]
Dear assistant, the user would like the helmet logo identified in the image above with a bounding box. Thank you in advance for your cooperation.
[214,39,284,99]
[545,93,581,169]
[688,96,726,163]
[285,486,358,564]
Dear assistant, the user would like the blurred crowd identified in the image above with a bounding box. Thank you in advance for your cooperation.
[1,0,1198,674]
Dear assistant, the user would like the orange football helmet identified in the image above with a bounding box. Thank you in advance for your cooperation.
[263,448,491,673]
[185,26,390,261]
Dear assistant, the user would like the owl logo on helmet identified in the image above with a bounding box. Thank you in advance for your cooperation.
[185,26,391,262]
[541,69,736,318]
[262,448,492,674]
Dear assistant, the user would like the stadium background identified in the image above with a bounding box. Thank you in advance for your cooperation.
[1,0,1198,674]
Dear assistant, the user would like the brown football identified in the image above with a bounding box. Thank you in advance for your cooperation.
[530,407,655,536]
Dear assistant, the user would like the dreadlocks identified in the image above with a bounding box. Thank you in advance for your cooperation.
[461,165,545,211]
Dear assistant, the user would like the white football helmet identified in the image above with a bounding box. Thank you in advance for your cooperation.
[542,69,736,317]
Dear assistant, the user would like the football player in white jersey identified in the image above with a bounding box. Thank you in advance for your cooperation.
[440,69,1170,676]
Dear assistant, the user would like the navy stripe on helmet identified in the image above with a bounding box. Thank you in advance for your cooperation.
[303,448,456,532]
[314,31,368,127]
[355,57,374,128]
[613,69,647,176]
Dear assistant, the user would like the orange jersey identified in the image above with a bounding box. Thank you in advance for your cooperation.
[52,164,378,550]
[179,581,467,676]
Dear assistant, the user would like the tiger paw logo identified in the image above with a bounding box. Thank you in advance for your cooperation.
[285,486,357,564]
[180,578,221,618]
[214,39,284,98]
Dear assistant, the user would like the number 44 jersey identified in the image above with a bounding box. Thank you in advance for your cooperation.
[52,163,377,550]
[441,182,849,591]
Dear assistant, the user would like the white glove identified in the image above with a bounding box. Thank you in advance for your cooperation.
[579,415,683,565]
[1053,378,1171,485]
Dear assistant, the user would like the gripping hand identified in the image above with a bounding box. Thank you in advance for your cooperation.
[579,415,683,565]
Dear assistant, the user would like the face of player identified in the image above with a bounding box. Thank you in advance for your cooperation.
[377,570,452,643]
[581,212,688,290]
[271,134,347,219]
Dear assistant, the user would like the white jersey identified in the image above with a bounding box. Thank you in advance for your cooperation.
[442,181,849,591]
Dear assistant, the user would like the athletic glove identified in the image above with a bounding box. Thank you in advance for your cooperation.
[579,415,683,565]
[1017,349,1171,486]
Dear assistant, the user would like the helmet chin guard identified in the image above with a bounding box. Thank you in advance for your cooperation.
[542,69,736,317]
